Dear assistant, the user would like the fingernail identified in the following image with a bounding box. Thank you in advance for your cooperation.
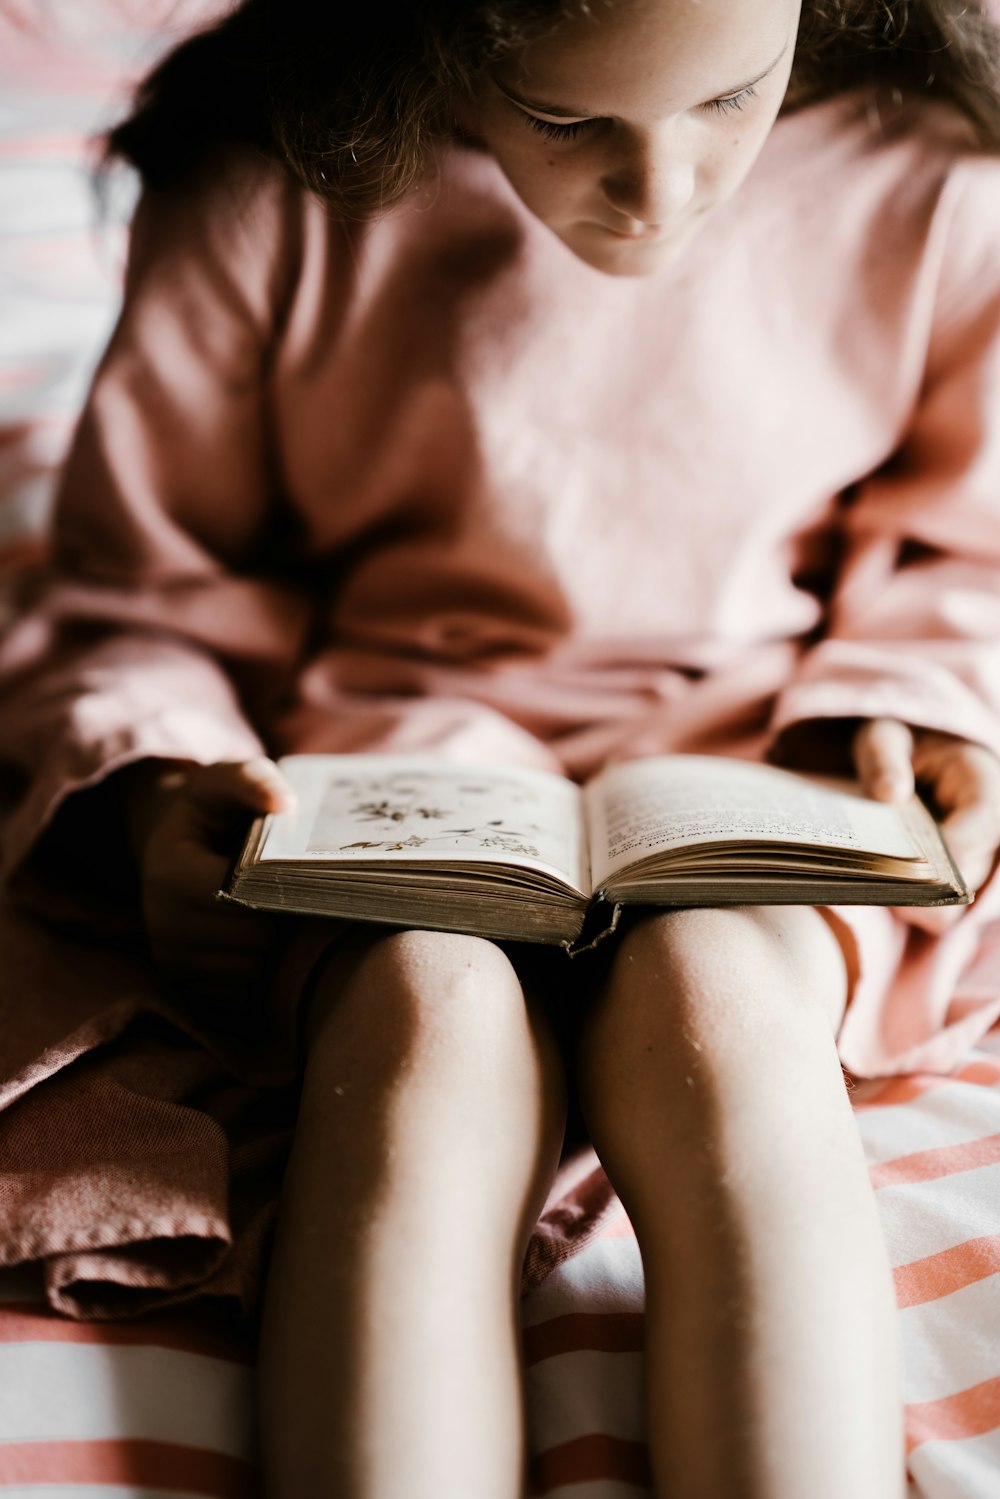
[244,757,282,782]
[243,759,296,810]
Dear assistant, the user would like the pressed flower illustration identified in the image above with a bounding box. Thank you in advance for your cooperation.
[352,799,451,823]
[481,834,540,857]
[306,763,579,873]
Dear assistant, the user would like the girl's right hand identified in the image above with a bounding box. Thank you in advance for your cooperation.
[121,757,296,1013]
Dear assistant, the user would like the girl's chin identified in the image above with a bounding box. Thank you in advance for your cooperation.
[559,221,691,277]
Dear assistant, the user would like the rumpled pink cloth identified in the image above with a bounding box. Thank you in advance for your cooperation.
[2,90,1000,1315]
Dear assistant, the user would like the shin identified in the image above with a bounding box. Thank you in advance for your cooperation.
[578,906,905,1499]
[258,927,566,1499]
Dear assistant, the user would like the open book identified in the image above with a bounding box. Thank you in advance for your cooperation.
[222,753,970,950]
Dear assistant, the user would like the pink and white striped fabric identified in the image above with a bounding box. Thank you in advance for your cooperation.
[0,1023,998,1496]
[0,1265,257,1495]
[524,1031,1000,1497]
[0,0,226,579]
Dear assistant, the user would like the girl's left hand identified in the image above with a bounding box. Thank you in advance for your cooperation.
[853,718,1000,931]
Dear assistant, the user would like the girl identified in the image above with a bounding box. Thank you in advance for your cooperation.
[2,0,1000,1495]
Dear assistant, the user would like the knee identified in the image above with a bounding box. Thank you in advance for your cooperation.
[305,926,531,1082]
[582,905,848,1072]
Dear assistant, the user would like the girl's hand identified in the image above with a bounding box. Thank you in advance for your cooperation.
[852,718,1000,932]
[121,757,296,1015]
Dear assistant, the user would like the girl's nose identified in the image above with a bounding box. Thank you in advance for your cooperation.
[600,149,696,226]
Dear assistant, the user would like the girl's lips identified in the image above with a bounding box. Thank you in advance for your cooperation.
[598,222,665,241]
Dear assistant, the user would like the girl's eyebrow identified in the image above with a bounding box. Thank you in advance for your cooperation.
[493,38,792,120]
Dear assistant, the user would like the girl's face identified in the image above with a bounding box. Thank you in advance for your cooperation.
[466,0,803,276]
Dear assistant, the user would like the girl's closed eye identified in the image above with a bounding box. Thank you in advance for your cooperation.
[703,84,759,117]
[490,77,597,143]
[523,114,595,142]
[507,82,761,145]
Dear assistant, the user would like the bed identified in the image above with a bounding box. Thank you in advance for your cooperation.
[2,4,999,1494]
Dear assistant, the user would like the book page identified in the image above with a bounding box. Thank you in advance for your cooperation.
[257,754,590,893]
[586,756,924,889]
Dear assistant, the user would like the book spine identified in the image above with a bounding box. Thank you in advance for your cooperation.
[563,897,622,957]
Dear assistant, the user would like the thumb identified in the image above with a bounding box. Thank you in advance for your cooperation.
[183,758,297,820]
[853,719,915,802]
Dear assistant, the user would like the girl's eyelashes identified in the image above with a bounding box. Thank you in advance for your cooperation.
[703,84,758,117]
[491,78,596,141]
[522,114,593,142]
[511,81,759,141]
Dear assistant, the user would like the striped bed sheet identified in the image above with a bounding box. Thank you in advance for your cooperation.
[0,1025,998,1498]
[0,1,225,581]
[524,1032,1000,1499]
[0,1265,256,1496]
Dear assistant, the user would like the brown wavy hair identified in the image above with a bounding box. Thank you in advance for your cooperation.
[106,0,1000,217]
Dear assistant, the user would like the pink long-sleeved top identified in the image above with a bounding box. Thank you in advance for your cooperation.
[3,90,1000,1075]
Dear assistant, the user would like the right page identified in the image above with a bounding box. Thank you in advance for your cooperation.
[584,755,964,897]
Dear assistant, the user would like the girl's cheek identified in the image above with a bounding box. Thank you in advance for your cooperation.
[493,142,579,214]
[712,118,777,195]
[529,162,589,221]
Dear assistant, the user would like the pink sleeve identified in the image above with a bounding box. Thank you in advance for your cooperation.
[0,155,313,881]
[771,157,1000,762]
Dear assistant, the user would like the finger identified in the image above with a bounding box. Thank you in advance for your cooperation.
[150,922,278,981]
[154,946,273,984]
[151,907,280,953]
[146,839,237,910]
[893,904,966,936]
[853,719,915,801]
[184,758,297,819]
[911,734,1000,815]
[937,802,1000,894]
[158,967,270,1035]
[907,735,1000,884]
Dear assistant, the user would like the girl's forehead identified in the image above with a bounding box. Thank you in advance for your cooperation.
[506,0,800,114]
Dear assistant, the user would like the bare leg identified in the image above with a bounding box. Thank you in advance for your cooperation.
[577,907,905,1499]
[258,928,566,1498]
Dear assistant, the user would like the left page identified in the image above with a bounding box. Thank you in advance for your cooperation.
[251,754,590,894]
